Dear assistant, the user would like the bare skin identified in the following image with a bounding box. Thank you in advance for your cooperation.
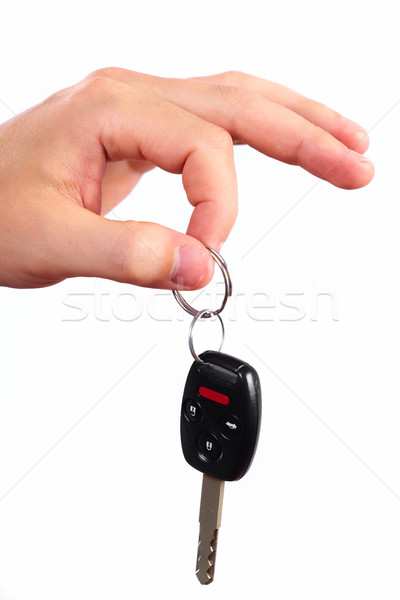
[0,68,374,289]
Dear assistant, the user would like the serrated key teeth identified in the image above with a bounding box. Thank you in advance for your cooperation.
[196,571,214,585]
[196,567,213,585]
[195,476,224,584]
[196,529,219,585]
[196,564,214,585]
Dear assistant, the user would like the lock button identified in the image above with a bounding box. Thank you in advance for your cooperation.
[198,432,222,461]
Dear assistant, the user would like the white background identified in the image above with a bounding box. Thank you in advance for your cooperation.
[0,1,399,598]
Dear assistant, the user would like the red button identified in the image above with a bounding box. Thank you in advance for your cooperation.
[198,386,230,405]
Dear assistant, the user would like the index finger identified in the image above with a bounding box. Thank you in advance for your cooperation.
[83,75,238,249]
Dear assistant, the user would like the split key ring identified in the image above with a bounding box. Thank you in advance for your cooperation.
[172,246,232,318]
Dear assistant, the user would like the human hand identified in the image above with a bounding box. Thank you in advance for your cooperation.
[0,69,374,289]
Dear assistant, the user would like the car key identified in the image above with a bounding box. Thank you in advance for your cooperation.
[181,349,262,584]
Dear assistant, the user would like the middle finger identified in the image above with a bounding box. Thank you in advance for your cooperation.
[94,68,374,189]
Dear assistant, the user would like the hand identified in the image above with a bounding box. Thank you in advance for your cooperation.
[0,68,374,289]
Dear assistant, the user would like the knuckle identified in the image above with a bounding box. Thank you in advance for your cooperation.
[81,74,115,97]
[112,220,148,284]
[216,82,250,108]
[213,84,256,136]
[78,68,141,107]
[204,124,233,151]
[107,222,135,282]
[86,66,126,81]
[115,221,170,286]
[295,124,330,166]
[219,70,246,87]
[73,74,124,111]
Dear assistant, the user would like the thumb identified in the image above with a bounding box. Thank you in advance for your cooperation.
[41,205,215,289]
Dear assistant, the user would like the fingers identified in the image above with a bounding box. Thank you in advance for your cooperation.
[157,81,373,189]
[0,68,374,292]
[92,68,373,189]
[191,71,370,154]
[0,74,239,291]
[26,201,215,289]
[89,76,238,248]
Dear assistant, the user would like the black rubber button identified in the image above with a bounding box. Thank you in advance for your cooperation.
[184,399,203,423]
[198,432,222,461]
[220,414,241,439]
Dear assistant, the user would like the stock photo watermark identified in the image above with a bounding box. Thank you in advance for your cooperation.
[61,283,339,323]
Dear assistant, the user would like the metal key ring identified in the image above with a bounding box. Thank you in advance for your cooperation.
[173,246,232,318]
[188,308,225,362]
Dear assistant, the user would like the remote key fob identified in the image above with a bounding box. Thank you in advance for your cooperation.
[180,350,262,584]
[180,350,262,482]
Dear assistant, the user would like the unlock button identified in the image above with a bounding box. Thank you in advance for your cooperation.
[198,432,222,461]
[185,399,203,423]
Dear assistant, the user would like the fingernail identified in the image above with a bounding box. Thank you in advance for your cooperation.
[355,129,368,144]
[170,245,213,289]
[356,153,375,180]
[357,154,373,167]
[350,149,372,165]
[343,118,369,147]
[343,116,364,130]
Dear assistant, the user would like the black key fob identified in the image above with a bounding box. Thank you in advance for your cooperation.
[180,350,262,481]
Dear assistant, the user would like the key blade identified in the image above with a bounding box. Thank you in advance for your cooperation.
[196,474,225,585]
